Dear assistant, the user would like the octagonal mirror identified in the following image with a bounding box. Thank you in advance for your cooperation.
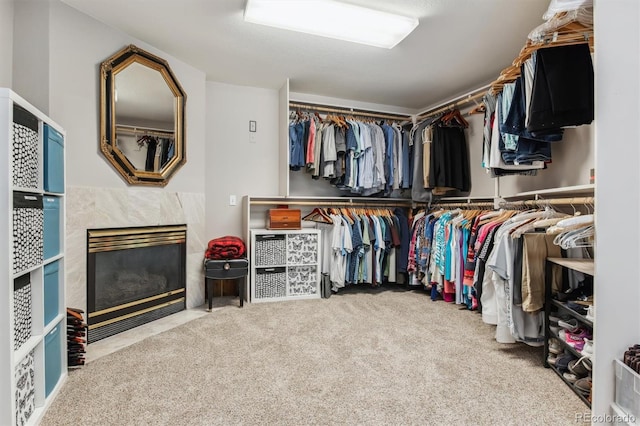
[100,44,186,186]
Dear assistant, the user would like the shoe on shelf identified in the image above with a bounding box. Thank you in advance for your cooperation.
[555,354,576,372]
[563,371,580,383]
[580,338,594,359]
[565,334,586,351]
[568,328,592,340]
[549,338,563,355]
[550,325,561,336]
[574,376,592,396]
[547,354,558,366]
[549,314,564,325]
[585,305,595,322]
[568,356,592,376]
[566,301,588,315]
[558,318,580,332]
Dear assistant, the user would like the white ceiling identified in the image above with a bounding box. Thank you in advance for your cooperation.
[61,0,551,111]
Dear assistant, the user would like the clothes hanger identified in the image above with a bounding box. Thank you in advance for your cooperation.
[441,108,469,128]
[301,207,332,224]
[553,224,595,249]
[468,99,486,116]
[340,208,354,224]
[554,214,594,229]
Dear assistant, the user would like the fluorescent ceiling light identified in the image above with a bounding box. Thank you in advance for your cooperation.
[244,0,419,49]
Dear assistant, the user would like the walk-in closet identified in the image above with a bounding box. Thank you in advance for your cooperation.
[1,0,638,424]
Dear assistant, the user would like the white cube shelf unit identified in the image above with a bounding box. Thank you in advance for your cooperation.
[1,88,66,426]
[250,229,321,303]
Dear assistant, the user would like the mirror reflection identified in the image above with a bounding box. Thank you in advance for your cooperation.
[100,44,186,186]
[115,62,176,173]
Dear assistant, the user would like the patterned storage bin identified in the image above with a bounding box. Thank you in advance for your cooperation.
[255,267,286,299]
[15,350,35,426]
[12,105,39,190]
[287,233,318,265]
[13,192,43,274]
[255,234,286,266]
[13,273,32,350]
[288,266,318,296]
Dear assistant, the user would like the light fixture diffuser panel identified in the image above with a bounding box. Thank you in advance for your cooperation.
[244,0,419,49]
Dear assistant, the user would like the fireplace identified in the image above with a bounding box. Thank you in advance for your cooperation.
[87,225,187,343]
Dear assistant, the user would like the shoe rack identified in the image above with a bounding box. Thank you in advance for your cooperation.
[543,257,595,407]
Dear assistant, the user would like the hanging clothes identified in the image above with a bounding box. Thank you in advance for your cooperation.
[144,137,158,172]
[290,112,410,197]
[407,205,590,347]
[527,43,594,133]
[307,207,409,291]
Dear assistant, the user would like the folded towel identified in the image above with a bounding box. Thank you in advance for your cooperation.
[205,236,246,260]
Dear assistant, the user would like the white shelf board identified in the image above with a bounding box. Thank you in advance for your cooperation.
[13,335,41,367]
[43,314,65,335]
[12,264,42,280]
[436,195,495,201]
[502,184,594,200]
[547,257,595,276]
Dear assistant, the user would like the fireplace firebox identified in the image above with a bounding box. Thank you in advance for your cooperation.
[87,225,187,343]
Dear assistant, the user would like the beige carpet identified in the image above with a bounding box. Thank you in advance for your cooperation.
[42,288,587,425]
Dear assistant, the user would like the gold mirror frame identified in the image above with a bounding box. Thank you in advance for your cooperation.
[100,44,186,186]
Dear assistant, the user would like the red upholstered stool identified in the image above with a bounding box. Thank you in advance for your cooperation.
[204,258,248,311]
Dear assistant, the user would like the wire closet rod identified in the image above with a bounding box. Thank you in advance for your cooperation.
[289,102,412,121]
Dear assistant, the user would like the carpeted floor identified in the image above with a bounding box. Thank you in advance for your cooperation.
[42,288,587,425]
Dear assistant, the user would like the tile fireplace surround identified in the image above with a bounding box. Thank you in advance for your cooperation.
[65,186,206,317]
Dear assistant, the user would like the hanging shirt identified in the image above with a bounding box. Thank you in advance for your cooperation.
[330,214,352,291]
[317,222,333,275]
[321,124,337,178]
[357,123,375,190]
[289,122,305,170]
[311,122,325,177]
[500,82,519,151]
[347,217,363,284]
[381,124,395,193]
[372,125,386,191]
[306,118,316,166]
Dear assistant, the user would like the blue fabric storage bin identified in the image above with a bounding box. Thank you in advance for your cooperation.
[43,124,64,193]
[43,196,61,260]
[44,323,62,397]
[44,261,60,326]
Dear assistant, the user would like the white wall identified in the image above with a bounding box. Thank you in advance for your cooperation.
[205,81,280,239]
[462,107,496,198]
[47,0,206,193]
[593,0,640,417]
[0,0,13,88]
[12,0,49,113]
